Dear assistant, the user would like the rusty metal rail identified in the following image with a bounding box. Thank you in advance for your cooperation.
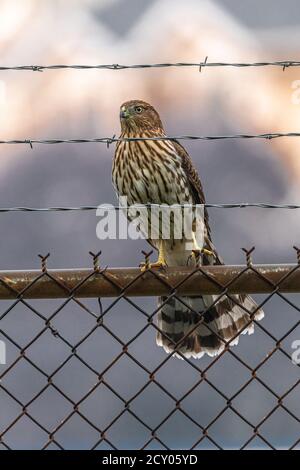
[0,263,300,299]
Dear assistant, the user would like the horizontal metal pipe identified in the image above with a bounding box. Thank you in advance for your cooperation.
[0,264,298,299]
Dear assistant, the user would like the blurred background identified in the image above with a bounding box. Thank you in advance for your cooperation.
[0,0,300,450]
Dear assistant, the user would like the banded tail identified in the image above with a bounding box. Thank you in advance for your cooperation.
[156,293,264,359]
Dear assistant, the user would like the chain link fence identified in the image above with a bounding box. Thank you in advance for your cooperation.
[0,248,299,450]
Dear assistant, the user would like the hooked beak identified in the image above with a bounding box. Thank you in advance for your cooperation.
[120,108,130,119]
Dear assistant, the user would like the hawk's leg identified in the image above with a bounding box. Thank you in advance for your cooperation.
[140,239,167,271]
[191,232,215,259]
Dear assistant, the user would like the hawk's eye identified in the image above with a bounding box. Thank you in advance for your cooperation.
[135,106,143,113]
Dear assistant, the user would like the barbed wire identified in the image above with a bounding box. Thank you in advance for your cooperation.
[0,203,300,213]
[1,60,300,72]
[1,133,300,147]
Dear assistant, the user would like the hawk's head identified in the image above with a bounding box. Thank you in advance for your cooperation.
[119,100,163,132]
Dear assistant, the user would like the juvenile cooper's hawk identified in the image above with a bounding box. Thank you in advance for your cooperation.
[112,100,264,359]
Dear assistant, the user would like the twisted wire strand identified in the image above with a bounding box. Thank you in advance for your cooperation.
[0,203,299,213]
[1,60,300,72]
[1,133,300,147]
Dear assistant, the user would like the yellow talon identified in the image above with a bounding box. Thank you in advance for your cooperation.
[140,240,167,271]
[201,248,216,258]
[191,232,215,259]
[140,261,167,271]
[140,263,148,272]
[192,248,215,262]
